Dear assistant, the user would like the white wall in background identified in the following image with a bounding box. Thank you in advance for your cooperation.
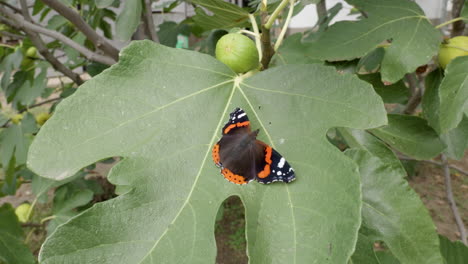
[289,0,447,28]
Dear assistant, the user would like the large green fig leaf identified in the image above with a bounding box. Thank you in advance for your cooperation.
[189,0,250,31]
[304,0,441,83]
[342,129,443,264]
[439,235,468,264]
[369,114,445,160]
[441,115,468,160]
[436,56,468,133]
[29,41,386,263]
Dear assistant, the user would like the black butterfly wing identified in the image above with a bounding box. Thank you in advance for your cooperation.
[216,128,264,184]
[255,140,296,184]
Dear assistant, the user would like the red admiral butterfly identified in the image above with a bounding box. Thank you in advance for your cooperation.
[212,108,296,184]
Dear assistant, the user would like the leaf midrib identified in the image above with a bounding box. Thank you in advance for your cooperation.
[237,85,298,264]
[137,79,238,263]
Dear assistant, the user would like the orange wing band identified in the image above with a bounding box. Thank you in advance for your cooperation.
[257,146,272,178]
[212,144,220,165]
[223,121,250,134]
[222,168,248,184]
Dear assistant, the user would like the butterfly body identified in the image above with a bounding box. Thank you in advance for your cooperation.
[212,108,296,184]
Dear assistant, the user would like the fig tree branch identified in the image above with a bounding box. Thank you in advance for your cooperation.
[40,0,120,60]
[0,1,21,13]
[398,156,468,177]
[142,0,159,42]
[451,0,466,37]
[0,7,116,65]
[16,0,84,85]
[0,30,25,39]
[316,0,328,28]
[441,154,467,245]
[403,73,422,115]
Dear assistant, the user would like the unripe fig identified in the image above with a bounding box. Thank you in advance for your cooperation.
[35,112,51,126]
[15,203,31,223]
[215,33,259,73]
[11,113,23,124]
[438,36,468,69]
[26,46,38,58]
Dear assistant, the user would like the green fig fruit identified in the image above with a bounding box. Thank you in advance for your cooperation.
[215,33,259,73]
[438,36,468,69]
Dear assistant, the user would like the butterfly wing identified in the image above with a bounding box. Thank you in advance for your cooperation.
[255,140,296,184]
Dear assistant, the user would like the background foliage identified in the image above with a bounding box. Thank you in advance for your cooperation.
[0,0,467,263]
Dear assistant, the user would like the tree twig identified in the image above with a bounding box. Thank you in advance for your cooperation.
[40,0,120,61]
[316,0,328,28]
[142,0,159,42]
[403,73,422,115]
[0,1,21,13]
[20,97,62,113]
[0,30,25,39]
[441,154,467,245]
[451,0,466,37]
[4,2,84,85]
[398,156,468,177]
[0,7,115,65]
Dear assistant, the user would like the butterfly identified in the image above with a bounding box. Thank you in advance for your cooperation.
[212,108,296,184]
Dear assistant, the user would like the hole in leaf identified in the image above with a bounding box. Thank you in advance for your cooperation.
[215,195,248,264]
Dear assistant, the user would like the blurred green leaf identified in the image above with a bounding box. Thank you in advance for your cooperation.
[0,203,22,238]
[442,114,468,160]
[0,49,22,90]
[30,41,387,263]
[375,251,401,264]
[461,1,468,18]
[370,114,446,159]
[304,0,441,83]
[439,235,468,264]
[422,69,444,132]
[46,15,68,30]
[0,124,29,168]
[96,0,115,8]
[437,56,468,133]
[189,0,250,31]
[359,73,409,104]
[115,0,142,41]
[349,228,380,263]
[86,62,110,77]
[271,33,322,67]
[196,29,228,56]
[344,130,443,264]
[157,21,190,48]
[356,47,385,74]
[0,204,35,264]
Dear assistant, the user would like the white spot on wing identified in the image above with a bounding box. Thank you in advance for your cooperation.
[237,113,246,118]
[277,171,282,176]
[278,157,286,168]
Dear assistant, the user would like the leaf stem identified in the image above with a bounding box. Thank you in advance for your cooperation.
[240,29,258,38]
[445,44,468,52]
[435,17,465,29]
[40,215,56,224]
[274,0,295,51]
[25,197,37,223]
[265,0,289,29]
[249,14,262,62]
